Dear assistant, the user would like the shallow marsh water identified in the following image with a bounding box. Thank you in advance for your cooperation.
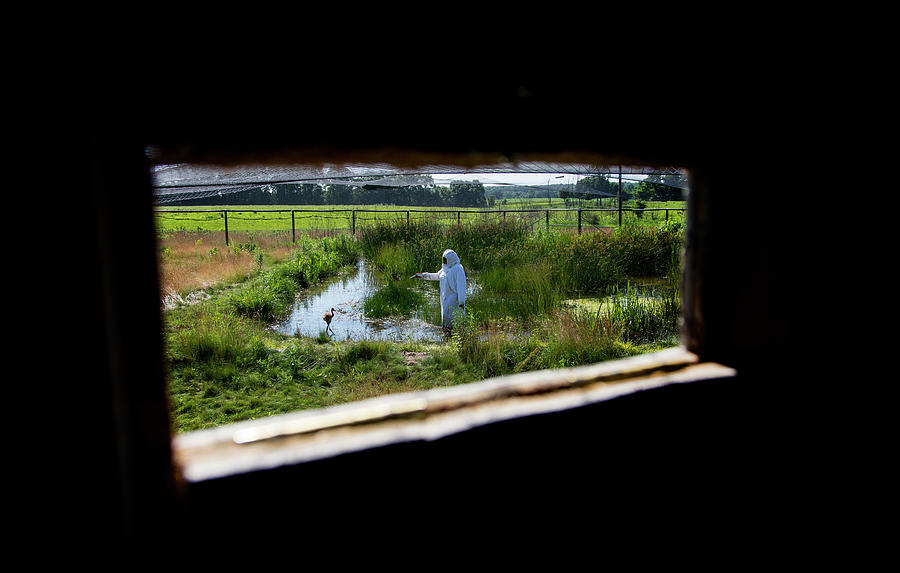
[564,277,676,313]
[275,259,462,342]
[275,259,675,343]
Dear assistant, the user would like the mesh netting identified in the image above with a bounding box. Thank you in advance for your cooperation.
[152,161,688,203]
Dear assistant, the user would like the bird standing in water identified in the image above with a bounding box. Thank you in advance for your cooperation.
[322,307,336,335]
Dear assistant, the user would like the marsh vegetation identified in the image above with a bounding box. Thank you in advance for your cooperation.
[161,217,684,433]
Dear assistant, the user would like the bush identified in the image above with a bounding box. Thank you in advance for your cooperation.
[634,200,647,218]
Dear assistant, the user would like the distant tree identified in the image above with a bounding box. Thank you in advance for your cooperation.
[633,181,655,202]
[447,181,487,207]
[660,173,687,201]
[640,173,686,201]
[574,175,616,201]
[322,184,354,205]
[274,183,324,205]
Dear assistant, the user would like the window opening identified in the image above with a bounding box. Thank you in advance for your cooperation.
[153,160,689,436]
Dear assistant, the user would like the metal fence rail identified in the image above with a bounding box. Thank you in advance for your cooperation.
[154,207,686,246]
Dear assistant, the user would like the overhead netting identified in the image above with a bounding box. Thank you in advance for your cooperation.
[151,161,689,204]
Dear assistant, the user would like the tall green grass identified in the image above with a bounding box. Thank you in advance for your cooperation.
[449,305,637,379]
[474,261,561,322]
[604,283,681,344]
[168,307,268,368]
[165,219,684,432]
[358,218,683,329]
[358,219,532,273]
[229,233,359,321]
[359,219,682,295]
[364,282,425,318]
[370,242,422,281]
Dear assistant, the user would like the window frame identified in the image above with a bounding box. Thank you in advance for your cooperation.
[81,80,782,551]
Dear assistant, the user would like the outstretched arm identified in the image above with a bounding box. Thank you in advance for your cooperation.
[413,272,440,281]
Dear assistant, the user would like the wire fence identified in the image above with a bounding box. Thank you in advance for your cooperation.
[154,207,686,246]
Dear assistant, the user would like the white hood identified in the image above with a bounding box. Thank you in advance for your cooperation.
[441,249,460,270]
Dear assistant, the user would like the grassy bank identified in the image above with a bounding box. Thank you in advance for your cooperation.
[163,219,683,433]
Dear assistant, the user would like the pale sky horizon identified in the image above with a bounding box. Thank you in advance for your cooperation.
[427,172,647,187]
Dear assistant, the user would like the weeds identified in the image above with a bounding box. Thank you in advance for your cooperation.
[164,220,684,433]
[364,282,425,318]
[228,233,360,322]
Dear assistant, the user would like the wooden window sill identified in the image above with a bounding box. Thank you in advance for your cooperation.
[173,346,736,483]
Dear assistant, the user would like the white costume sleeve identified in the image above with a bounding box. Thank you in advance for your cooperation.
[419,272,440,281]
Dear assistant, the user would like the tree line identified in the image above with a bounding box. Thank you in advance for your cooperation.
[162,179,488,207]
[563,175,685,202]
[160,174,686,207]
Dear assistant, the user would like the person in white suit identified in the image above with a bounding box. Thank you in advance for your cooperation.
[413,249,467,330]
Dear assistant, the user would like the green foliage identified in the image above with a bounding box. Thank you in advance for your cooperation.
[475,261,562,321]
[165,218,685,434]
[359,218,532,274]
[162,178,488,208]
[371,242,421,281]
[167,307,271,388]
[360,219,681,297]
[604,283,681,344]
[364,283,425,318]
[340,340,391,367]
[444,181,487,207]
[228,233,360,321]
[633,200,647,218]
[604,221,683,278]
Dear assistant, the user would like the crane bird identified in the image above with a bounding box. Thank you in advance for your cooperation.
[322,307,336,335]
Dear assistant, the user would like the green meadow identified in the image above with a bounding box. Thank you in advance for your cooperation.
[154,200,685,236]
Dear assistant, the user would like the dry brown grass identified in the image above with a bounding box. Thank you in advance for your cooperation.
[157,231,297,296]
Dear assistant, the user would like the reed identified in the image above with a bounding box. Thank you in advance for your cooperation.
[364,282,425,318]
[359,219,682,298]
[358,218,532,273]
[603,282,681,344]
[370,243,420,281]
[473,261,563,321]
[164,218,685,432]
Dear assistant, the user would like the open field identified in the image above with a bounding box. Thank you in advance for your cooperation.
[154,200,686,239]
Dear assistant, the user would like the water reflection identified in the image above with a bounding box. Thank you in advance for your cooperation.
[274,259,446,342]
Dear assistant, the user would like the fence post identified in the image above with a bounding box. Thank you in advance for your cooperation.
[577,209,582,234]
[618,168,623,227]
[352,210,356,235]
[291,210,296,242]
[457,211,461,226]
[546,209,550,232]
[224,210,229,246]
[407,211,410,226]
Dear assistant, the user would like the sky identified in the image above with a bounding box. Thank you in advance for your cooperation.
[428,172,586,187]
[427,172,648,187]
